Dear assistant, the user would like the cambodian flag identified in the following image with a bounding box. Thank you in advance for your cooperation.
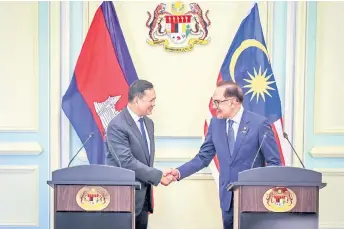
[206,3,290,188]
[62,1,138,164]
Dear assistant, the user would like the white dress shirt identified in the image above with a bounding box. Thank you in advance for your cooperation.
[127,106,150,154]
[226,105,244,141]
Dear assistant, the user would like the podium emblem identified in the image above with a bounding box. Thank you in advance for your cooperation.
[263,187,297,212]
[76,186,110,211]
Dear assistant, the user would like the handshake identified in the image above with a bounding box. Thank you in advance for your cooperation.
[160,168,180,186]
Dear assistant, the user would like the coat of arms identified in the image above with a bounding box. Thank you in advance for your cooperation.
[146,2,211,52]
[263,187,297,212]
[76,186,110,211]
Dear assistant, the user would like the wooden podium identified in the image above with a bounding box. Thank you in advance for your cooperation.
[47,165,140,229]
[228,166,326,229]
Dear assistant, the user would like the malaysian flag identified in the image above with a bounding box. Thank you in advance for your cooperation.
[206,3,290,188]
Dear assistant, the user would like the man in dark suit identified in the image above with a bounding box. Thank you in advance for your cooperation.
[165,81,282,229]
[106,79,174,229]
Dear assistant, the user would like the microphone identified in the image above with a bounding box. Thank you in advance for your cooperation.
[251,132,267,169]
[68,132,94,167]
[106,138,122,168]
[283,132,305,168]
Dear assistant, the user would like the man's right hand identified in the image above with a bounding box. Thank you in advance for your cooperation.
[160,174,176,186]
[163,168,180,180]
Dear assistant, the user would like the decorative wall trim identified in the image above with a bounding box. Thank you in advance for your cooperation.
[320,225,344,229]
[266,1,274,63]
[310,146,344,158]
[31,1,39,133]
[0,142,42,155]
[155,148,199,162]
[83,1,89,38]
[314,168,344,176]
[292,2,307,167]
[315,127,344,135]
[60,1,70,168]
[184,173,214,180]
[284,2,296,165]
[49,2,61,229]
[155,157,193,162]
[0,166,39,226]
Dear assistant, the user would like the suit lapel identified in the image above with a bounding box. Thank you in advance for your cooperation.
[144,116,155,166]
[123,108,150,164]
[229,111,250,164]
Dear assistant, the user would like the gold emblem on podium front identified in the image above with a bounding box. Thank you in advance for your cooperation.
[76,186,110,211]
[263,187,297,212]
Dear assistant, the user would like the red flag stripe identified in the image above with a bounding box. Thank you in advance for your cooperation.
[271,121,285,166]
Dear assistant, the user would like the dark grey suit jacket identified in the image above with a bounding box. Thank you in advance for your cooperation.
[105,107,162,215]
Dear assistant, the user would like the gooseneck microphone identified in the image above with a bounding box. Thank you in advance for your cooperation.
[251,132,267,169]
[67,132,94,167]
[283,132,305,168]
[106,137,122,168]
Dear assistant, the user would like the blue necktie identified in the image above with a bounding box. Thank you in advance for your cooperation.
[227,119,235,156]
[138,118,149,154]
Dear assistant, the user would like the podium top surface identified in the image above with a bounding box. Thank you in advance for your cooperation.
[228,166,326,191]
[47,165,141,189]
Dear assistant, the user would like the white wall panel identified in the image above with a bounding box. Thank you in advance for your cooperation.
[0,2,38,131]
[0,166,39,226]
[316,169,344,229]
[314,2,344,134]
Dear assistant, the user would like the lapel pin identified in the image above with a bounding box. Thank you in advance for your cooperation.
[241,127,248,134]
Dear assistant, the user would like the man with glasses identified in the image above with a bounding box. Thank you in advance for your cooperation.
[164,81,281,229]
[105,79,175,229]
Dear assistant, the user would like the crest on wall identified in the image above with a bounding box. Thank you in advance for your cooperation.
[146,2,211,52]
[263,187,297,212]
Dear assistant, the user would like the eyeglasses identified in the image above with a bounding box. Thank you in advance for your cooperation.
[212,98,234,108]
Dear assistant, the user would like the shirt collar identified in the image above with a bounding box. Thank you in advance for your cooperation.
[127,106,141,122]
[227,105,244,124]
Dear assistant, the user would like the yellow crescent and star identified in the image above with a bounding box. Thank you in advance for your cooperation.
[229,39,275,103]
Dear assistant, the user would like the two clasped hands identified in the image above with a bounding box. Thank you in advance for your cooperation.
[160,168,180,186]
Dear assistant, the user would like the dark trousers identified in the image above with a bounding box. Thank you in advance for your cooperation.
[135,194,149,229]
[221,208,233,229]
[222,194,234,229]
